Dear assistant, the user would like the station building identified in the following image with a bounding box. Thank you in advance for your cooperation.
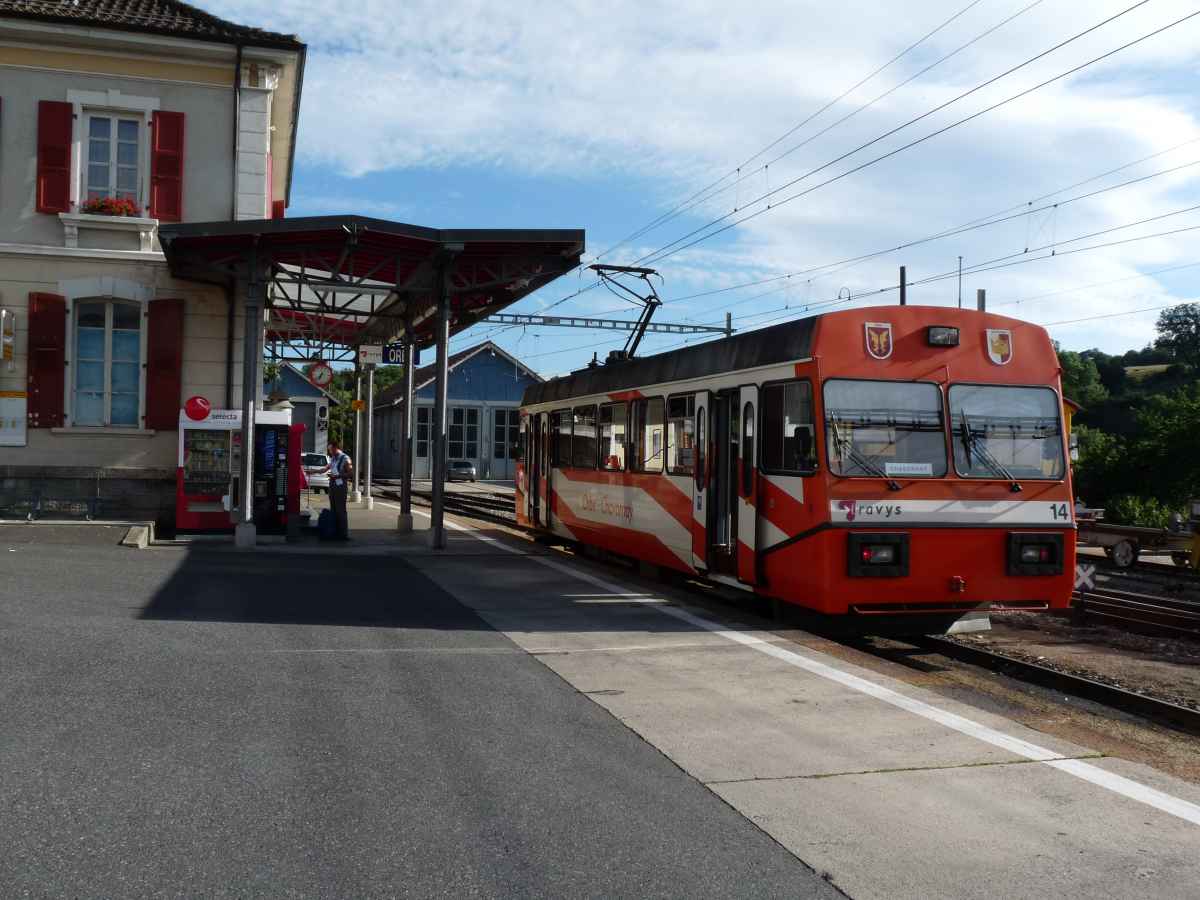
[0,0,305,525]
[371,341,541,481]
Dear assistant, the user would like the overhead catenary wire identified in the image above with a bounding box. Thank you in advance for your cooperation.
[993,260,1200,309]
[502,207,1200,369]
[477,0,998,343]
[458,5,1200,361]
[602,0,1047,258]
[582,151,1200,322]
[634,2,1189,267]
[596,0,1000,261]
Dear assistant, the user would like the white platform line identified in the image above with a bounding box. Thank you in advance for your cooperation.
[393,498,1200,827]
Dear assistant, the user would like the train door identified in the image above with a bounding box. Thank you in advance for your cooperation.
[528,415,541,526]
[709,390,740,576]
[692,391,710,571]
[540,413,552,527]
[737,385,759,585]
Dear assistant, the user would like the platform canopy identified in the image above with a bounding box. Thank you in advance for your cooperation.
[159,215,585,361]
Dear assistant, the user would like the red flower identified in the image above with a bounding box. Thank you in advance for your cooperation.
[81,197,142,217]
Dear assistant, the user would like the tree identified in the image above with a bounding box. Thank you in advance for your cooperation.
[1154,305,1200,370]
[1056,349,1108,407]
[323,365,406,456]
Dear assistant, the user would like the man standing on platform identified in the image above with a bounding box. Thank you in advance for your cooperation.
[325,440,353,541]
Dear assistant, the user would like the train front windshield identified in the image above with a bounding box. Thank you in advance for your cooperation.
[949,384,1065,480]
[824,380,947,479]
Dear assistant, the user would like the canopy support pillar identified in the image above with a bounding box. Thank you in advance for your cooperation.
[234,269,264,549]
[363,365,375,510]
[397,336,415,533]
[429,264,451,549]
[351,367,363,503]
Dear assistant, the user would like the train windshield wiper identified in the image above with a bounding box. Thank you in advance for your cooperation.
[831,419,901,491]
[958,411,1022,493]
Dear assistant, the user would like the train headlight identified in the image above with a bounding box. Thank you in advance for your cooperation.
[847,533,908,577]
[927,326,960,347]
[860,544,897,565]
[1019,544,1055,564]
[1007,533,1065,576]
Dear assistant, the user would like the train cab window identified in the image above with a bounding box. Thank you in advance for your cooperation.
[667,395,696,475]
[599,402,628,471]
[572,405,598,469]
[761,380,817,475]
[949,384,1065,480]
[553,410,571,467]
[824,379,947,479]
[633,397,665,472]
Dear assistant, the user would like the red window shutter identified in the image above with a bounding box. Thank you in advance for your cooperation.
[27,292,66,428]
[36,101,73,214]
[150,111,185,222]
[145,298,185,430]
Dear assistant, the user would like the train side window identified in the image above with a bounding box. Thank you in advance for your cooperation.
[696,407,707,487]
[633,397,665,473]
[572,405,598,469]
[553,409,571,467]
[667,395,695,475]
[761,380,817,475]
[599,402,628,471]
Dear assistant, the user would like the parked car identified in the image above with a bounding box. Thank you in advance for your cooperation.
[448,460,477,482]
[302,452,330,492]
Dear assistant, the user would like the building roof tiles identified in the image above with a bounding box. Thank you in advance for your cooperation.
[0,0,303,49]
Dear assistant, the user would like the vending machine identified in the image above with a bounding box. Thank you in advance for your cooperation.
[176,406,302,534]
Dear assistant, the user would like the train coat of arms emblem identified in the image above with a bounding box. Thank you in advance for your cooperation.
[986,329,1013,365]
[864,322,893,360]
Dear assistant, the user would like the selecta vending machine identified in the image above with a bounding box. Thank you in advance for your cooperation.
[176,397,304,534]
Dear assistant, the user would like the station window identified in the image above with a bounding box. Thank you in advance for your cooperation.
[632,397,665,473]
[572,405,598,469]
[448,407,479,459]
[494,409,520,460]
[667,395,695,475]
[761,380,817,474]
[553,409,571,466]
[599,402,628,471]
[73,299,141,427]
[416,407,430,458]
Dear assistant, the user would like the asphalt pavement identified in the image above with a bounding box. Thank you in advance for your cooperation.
[0,527,841,898]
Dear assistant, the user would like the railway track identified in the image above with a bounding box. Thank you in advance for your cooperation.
[414,492,1200,737]
[1073,585,1200,639]
[375,483,517,526]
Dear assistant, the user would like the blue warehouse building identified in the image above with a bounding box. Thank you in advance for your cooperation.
[371,341,542,481]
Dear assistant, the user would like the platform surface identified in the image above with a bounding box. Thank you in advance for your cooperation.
[4,510,1200,897]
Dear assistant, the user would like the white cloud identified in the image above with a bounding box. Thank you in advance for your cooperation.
[207,0,1200,355]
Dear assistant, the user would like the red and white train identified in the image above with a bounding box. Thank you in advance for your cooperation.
[515,305,1075,631]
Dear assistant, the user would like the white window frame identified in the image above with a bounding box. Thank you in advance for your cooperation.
[83,112,143,205]
[71,299,143,427]
[58,277,151,432]
[67,89,159,214]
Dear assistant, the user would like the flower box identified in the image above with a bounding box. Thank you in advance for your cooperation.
[80,197,142,217]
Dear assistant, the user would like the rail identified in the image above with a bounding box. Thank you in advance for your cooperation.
[1072,586,1200,639]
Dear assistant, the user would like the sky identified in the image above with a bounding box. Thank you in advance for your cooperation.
[209,0,1200,376]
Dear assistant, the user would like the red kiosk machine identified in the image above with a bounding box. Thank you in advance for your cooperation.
[176,397,305,534]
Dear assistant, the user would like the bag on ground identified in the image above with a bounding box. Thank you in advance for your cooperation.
[318,507,337,540]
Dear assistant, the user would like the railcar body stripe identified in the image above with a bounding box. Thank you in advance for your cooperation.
[393,502,1200,829]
